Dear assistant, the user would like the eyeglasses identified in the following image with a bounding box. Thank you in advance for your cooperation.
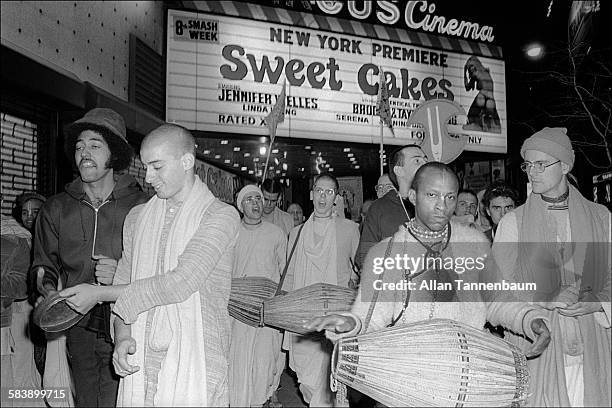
[520,160,560,173]
[244,196,263,204]
[375,183,394,192]
[313,187,336,197]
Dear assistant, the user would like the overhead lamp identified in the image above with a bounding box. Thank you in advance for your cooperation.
[214,154,221,159]
[311,151,316,155]
[274,158,280,165]
[224,159,230,164]
[272,149,279,154]
[525,43,544,59]
[233,163,239,167]
[254,157,260,162]
[276,170,281,174]
[259,136,267,143]
[347,153,354,157]
[354,165,360,169]
[220,140,228,144]
[233,147,240,152]
[343,148,350,152]
[329,167,334,172]
[282,163,288,170]
[260,146,267,155]
[203,150,210,155]
[248,170,254,174]
[304,146,311,150]
[241,166,247,171]
[257,170,262,176]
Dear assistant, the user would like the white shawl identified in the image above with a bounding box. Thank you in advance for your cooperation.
[117,177,213,407]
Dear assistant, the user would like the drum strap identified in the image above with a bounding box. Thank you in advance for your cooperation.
[275,223,305,296]
[363,236,396,332]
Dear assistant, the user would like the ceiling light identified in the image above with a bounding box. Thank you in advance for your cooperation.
[276,170,281,174]
[248,170,254,174]
[214,154,221,159]
[257,170,262,176]
[244,152,250,157]
[354,165,360,169]
[220,140,228,144]
[274,158,279,165]
[350,157,356,162]
[233,147,240,152]
[347,153,354,157]
[343,148,350,152]
[233,163,239,167]
[282,163,288,170]
[224,159,230,164]
[525,43,544,59]
[260,146,267,155]
[272,149,279,154]
[241,166,247,171]
[254,157,260,162]
[304,146,311,150]
[203,150,210,155]
[259,136,267,143]
[282,172,286,176]
[311,151,316,155]
[329,167,334,172]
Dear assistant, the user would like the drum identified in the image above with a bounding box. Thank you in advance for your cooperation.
[263,283,356,334]
[332,319,530,407]
[228,277,280,327]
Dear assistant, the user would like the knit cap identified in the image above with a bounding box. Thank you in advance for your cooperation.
[236,184,262,213]
[520,127,575,170]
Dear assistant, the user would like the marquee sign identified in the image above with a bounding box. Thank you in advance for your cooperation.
[166,9,507,153]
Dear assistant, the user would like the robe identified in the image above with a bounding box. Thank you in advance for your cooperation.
[229,221,287,407]
[282,215,359,407]
[494,186,611,407]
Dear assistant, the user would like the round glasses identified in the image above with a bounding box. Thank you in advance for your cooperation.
[520,160,560,173]
[313,187,336,197]
[244,196,263,204]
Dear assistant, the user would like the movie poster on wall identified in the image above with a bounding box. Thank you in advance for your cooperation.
[337,176,363,221]
[166,9,507,153]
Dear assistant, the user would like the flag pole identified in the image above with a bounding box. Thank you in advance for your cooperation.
[379,121,384,176]
[262,137,273,182]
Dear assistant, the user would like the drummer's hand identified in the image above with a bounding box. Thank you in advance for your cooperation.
[303,314,356,334]
[60,283,100,314]
[113,337,140,377]
[93,255,118,285]
[35,288,58,308]
[558,290,603,317]
[525,318,551,359]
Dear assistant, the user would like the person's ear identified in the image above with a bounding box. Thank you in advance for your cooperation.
[408,188,417,206]
[561,163,570,175]
[181,153,195,171]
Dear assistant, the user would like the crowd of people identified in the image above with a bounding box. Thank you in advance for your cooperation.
[1,108,610,407]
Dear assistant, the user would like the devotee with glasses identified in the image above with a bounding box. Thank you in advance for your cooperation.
[493,127,610,406]
[281,174,360,407]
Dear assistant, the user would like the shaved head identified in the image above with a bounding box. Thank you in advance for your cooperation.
[142,124,196,158]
